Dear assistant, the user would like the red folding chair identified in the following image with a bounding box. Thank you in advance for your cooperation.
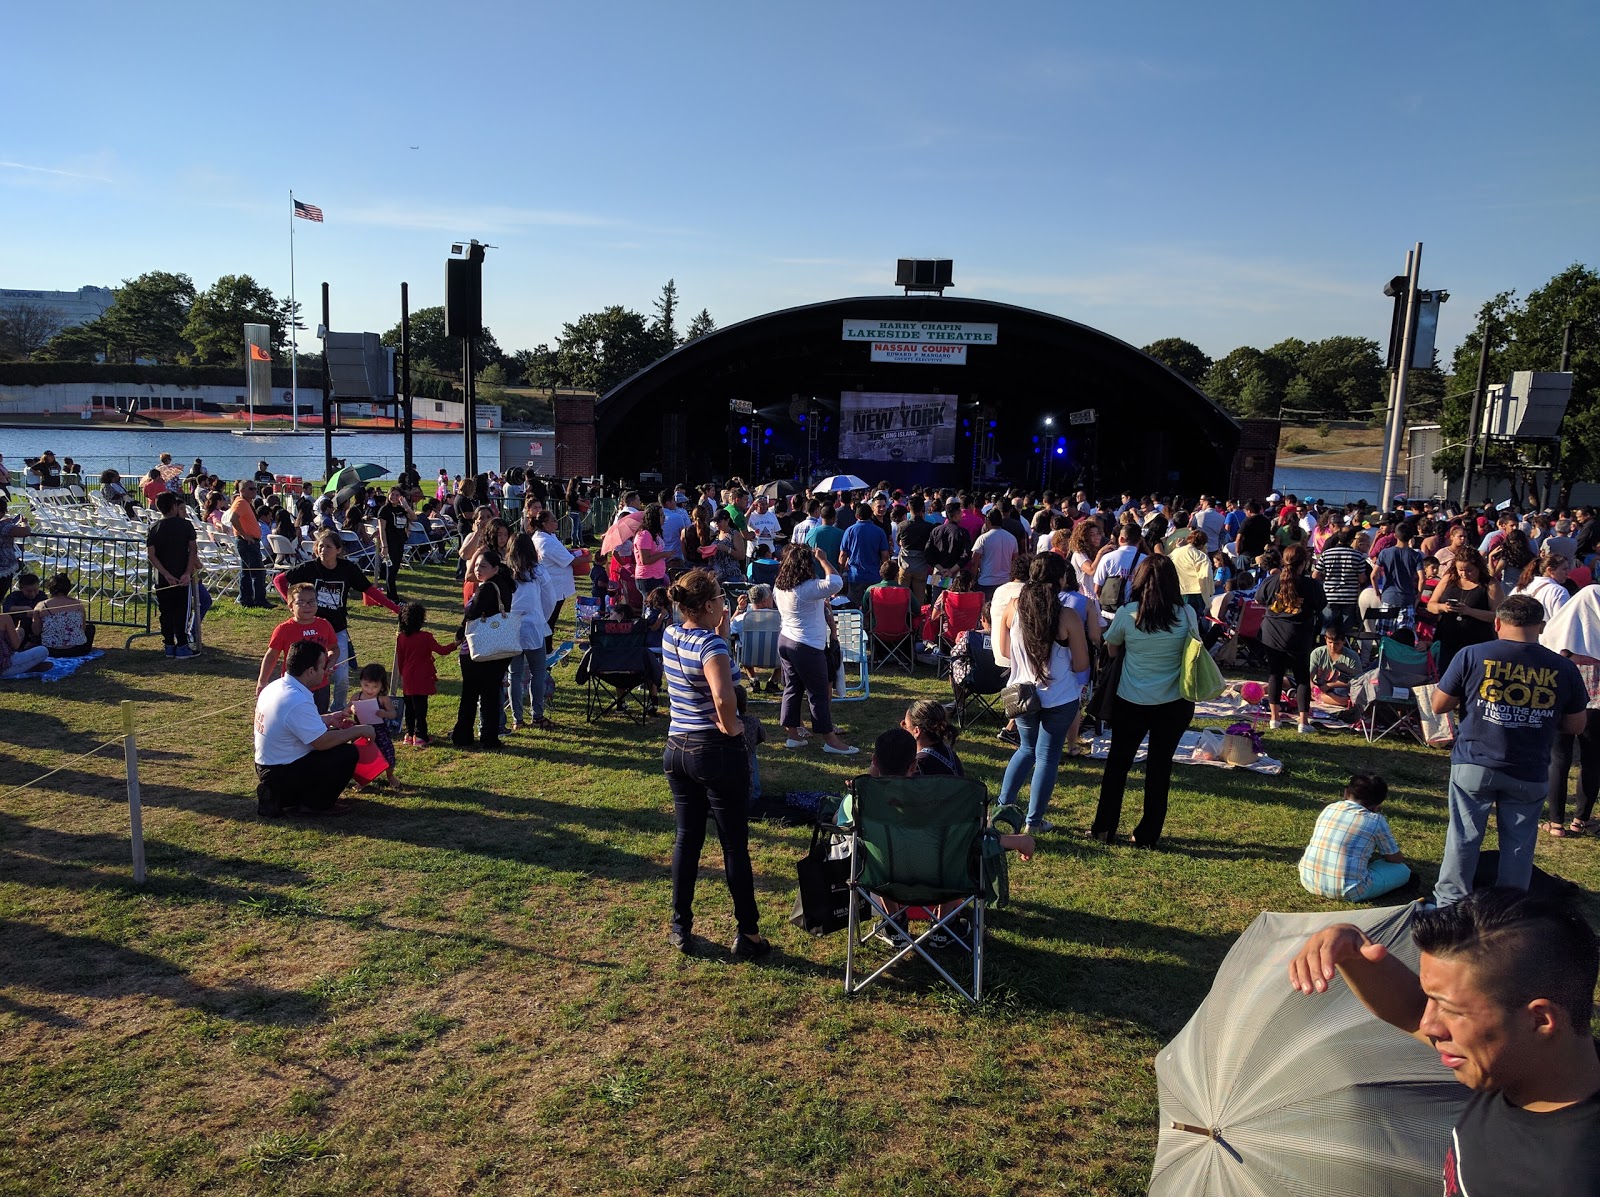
[1235,599,1269,668]
[936,590,984,678]
[866,586,916,674]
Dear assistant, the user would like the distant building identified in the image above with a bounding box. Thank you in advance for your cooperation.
[0,285,115,330]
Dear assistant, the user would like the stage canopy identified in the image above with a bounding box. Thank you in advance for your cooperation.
[595,295,1240,496]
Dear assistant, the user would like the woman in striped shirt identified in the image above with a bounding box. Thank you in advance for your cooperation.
[661,569,769,959]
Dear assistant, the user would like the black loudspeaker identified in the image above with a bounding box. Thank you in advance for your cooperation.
[445,257,482,339]
[895,258,954,290]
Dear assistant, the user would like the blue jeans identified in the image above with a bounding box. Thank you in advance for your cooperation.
[998,699,1078,827]
[328,629,357,713]
[1435,763,1547,907]
[1346,858,1412,902]
[504,644,548,726]
[237,536,265,605]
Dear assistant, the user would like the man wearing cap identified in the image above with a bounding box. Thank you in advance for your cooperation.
[1193,494,1226,554]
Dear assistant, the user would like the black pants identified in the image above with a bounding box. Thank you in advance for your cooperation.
[1264,644,1312,718]
[155,582,190,648]
[0,573,11,601]
[454,656,510,748]
[778,636,834,734]
[664,730,759,938]
[403,694,431,740]
[1091,695,1196,845]
[255,743,358,814]
[381,551,402,600]
[1548,710,1600,826]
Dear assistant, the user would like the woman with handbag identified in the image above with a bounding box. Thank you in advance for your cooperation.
[1090,555,1196,847]
[773,543,857,755]
[993,578,1089,833]
[452,548,517,751]
[661,568,769,958]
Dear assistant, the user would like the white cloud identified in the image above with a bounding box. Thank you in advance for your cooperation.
[0,158,114,184]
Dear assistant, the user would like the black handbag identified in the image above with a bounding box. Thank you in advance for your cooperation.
[790,822,853,935]
[1084,649,1124,724]
[1000,680,1040,720]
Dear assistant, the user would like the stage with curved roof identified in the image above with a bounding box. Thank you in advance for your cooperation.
[596,295,1239,495]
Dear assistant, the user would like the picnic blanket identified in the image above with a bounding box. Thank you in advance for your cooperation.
[1083,728,1285,776]
[0,650,104,683]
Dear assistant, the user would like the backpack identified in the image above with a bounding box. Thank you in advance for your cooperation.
[1097,549,1142,613]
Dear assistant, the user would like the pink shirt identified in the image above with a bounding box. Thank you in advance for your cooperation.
[635,529,668,581]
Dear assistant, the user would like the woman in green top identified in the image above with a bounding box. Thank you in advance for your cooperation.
[1089,555,1197,848]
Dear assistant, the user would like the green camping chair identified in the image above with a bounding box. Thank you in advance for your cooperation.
[841,774,992,1004]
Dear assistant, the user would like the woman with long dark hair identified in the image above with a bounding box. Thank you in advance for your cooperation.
[773,542,856,755]
[505,533,552,732]
[661,568,768,957]
[993,577,1088,832]
[1254,542,1327,734]
[634,502,671,593]
[452,547,516,751]
[1427,546,1502,674]
[1488,527,1535,590]
[1090,555,1196,847]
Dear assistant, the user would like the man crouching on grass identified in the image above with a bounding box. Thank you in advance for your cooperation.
[1289,888,1600,1193]
[253,640,373,817]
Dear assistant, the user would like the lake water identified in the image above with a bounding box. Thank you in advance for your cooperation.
[1272,464,1383,505]
[0,426,501,484]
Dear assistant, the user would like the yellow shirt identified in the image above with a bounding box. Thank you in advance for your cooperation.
[1170,544,1214,602]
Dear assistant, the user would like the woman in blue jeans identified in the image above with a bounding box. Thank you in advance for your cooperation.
[661,568,769,959]
[993,579,1089,833]
[1091,556,1196,847]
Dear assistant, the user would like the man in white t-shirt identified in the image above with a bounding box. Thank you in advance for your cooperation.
[1091,526,1148,596]
[254,641,372,817]
[1193,495,1226,553]
[745,495,781,557]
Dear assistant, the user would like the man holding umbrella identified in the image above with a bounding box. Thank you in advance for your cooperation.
[1290,888,1600,1192]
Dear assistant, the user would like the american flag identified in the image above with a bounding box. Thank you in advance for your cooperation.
[293,199,324,223]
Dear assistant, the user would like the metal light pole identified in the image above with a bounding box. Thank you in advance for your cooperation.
[1379,243,1422,511]
[321,282,334,479]
[400,282,413,475]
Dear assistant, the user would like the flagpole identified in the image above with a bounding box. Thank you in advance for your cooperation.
[289,190,299,433]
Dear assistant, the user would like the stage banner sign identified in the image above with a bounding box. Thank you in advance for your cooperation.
[870,342,967,365]
[839,392,957,463]
[842,319,998,345]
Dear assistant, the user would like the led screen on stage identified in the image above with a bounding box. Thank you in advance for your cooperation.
[838,391,957,464]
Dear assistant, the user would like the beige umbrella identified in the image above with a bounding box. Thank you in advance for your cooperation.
[1150,903,1465,1197]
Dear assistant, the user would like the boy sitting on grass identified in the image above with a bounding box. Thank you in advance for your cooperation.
[1298,773,1410,902]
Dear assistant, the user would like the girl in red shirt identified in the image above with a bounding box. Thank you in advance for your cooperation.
[395,602,457,746]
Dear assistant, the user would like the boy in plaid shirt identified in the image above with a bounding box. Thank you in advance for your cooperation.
[1298,773,1410,901]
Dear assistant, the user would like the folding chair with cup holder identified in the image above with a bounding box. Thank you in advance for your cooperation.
[577,618,661,724]
[1351,636,1439,744]
[935,590,984,678]
[841,774,993,1004]
[953,629,1009,730]
[865,585,916,674]
[736,607,782,697]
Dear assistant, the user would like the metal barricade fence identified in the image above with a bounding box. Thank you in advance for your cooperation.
[20,532,156,646]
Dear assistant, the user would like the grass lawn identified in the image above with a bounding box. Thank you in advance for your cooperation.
[3,562,1597,1195]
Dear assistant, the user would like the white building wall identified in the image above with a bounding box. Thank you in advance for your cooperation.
[0,286,115,328]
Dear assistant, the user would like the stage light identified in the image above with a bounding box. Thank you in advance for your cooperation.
[738,425,748,435]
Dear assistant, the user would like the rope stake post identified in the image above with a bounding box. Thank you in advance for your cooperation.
[122,700,146,884]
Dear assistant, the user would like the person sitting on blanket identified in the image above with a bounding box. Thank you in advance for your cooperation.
[1310,630,1362,709]
[1298,772,1411,901]
[0,609,50,677]
[32,573,96,657]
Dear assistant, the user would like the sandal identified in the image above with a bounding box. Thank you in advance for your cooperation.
[1544,821,1569,838]
[1567,819,1586,837]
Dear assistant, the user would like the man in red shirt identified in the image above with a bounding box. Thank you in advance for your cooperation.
[256,583,337,711]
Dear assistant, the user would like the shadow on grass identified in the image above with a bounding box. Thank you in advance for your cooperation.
[0,919,326,1028]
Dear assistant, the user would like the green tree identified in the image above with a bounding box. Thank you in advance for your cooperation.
[652,279,680,355]
[183,274,283,365]
[1203,345,1266,412]
[1290,335,1385,417]
[684,308,717,342]
[47,271,197,363]
[1142,337,1211,386]
[552,306,664,394]
[1438,265,1599,503]
[380,306,503,381]
[0,304,66,360]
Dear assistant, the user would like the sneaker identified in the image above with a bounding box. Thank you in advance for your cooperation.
[173,645,198,659]
[997,728,1020,746]
[1027,818,1057,834]
[822,743,860,756]
[1268,718,1281,730]
[414,737,432,749]
[669,929,696,955]
[165,645,177,658]
[731,934,772,960]
[1297,722,1316,735]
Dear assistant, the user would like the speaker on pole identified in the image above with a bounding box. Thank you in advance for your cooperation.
[445,257,483,339]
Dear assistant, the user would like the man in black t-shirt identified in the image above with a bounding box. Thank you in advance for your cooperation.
[1291,888,1600,1196]
[375,490,412,600]
[1236,500,1272,564]
[146,492,200,657]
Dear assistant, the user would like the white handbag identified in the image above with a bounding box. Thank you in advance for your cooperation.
[464,582,520,662]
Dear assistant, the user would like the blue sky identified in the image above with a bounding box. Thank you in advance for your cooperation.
[5,1,1597,368]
